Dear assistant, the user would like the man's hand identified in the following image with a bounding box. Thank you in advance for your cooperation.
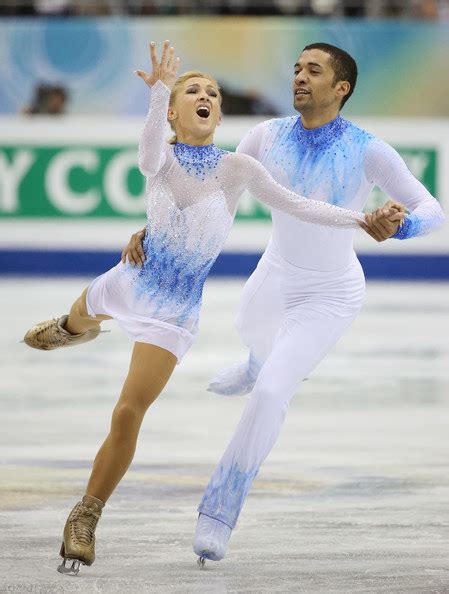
[121,228,146,267]
[134,40,180,90]
[359,200,406,242]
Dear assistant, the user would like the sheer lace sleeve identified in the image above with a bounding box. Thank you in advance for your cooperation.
[235,153,364,228]
[365,139,445,239]
[138,80,171,177]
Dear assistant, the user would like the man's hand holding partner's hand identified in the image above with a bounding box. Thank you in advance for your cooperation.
[134,40,180,90]
[360,200,406,242]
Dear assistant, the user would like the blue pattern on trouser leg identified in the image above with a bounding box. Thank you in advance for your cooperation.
[198,457,258,529]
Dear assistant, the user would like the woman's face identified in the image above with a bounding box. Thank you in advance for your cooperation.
[169,77,221,143]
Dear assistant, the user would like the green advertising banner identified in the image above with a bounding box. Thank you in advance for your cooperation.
[0,144,437,220]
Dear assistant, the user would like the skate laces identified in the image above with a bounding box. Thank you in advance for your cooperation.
[70,503,100,546]
[40,318,70,346]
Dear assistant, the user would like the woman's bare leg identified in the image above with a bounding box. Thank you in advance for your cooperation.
[58,342,176,573]
[65,288,111,335]
[85,342,177,503]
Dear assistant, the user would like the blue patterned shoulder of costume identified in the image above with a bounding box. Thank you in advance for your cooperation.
[343,118,375,143]
[267,114,374,150]
[266,116,297,137]
[173,142,227,181]
[264,114,375,206]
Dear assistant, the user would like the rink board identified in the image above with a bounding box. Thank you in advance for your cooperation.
[1,116,448,279]
[1,249,449,281]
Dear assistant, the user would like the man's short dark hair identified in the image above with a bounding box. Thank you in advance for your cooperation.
[302,43,358,109]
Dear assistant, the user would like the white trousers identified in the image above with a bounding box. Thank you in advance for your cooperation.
[198,244,365,528]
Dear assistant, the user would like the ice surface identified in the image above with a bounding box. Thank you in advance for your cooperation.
[1,278,448,593]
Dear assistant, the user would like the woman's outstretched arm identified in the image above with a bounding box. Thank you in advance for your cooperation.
[136,41,180,177]
[237,153,401,229]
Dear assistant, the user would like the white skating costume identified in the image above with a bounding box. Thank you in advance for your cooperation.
[86,81,365,360]
[198,115,445,529]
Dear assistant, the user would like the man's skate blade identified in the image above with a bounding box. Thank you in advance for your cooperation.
[197,556,206,569]
[57,558,82,576]
[194,547,222,562]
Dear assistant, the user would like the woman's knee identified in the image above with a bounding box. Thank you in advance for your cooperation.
[110,402,145,441]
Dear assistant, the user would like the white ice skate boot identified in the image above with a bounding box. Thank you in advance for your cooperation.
[193,513,232,568]
[207,355,259,396]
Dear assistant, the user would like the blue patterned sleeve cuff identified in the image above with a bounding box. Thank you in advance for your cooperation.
[391,215,418,240]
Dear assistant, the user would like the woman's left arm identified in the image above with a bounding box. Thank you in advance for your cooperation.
[240,154,365,229]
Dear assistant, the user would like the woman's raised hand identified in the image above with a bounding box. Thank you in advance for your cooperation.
[135,40,181,90]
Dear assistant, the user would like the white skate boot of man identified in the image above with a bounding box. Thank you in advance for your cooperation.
[207,355,260,396]
[208,353,309,395]
[193,514,232,568]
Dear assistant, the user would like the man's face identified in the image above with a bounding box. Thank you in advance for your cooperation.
[292,49,347,114]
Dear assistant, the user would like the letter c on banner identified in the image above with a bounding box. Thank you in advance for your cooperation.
[46,150,100,214]
[104,151,145,215]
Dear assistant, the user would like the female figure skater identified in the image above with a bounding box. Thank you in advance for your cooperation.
[23,41,377,575]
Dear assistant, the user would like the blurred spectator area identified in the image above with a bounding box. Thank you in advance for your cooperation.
[0,0,448,18]
[22,83,69,115]
[220,83,280,116]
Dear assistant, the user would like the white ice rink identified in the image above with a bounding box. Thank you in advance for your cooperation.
[1,278,449,593]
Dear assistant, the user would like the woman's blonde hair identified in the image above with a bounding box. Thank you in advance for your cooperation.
[168,71,222,145]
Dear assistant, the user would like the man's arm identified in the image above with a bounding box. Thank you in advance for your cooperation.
[235,121,267,158]
[363,139,445,242]
[121,227,146,267]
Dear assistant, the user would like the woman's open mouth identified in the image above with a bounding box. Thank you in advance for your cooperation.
[196,105,210,119]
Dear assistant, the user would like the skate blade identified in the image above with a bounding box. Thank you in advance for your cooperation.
[57,557,82,576]
[20,332,110,345]
[197,556,206,569]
